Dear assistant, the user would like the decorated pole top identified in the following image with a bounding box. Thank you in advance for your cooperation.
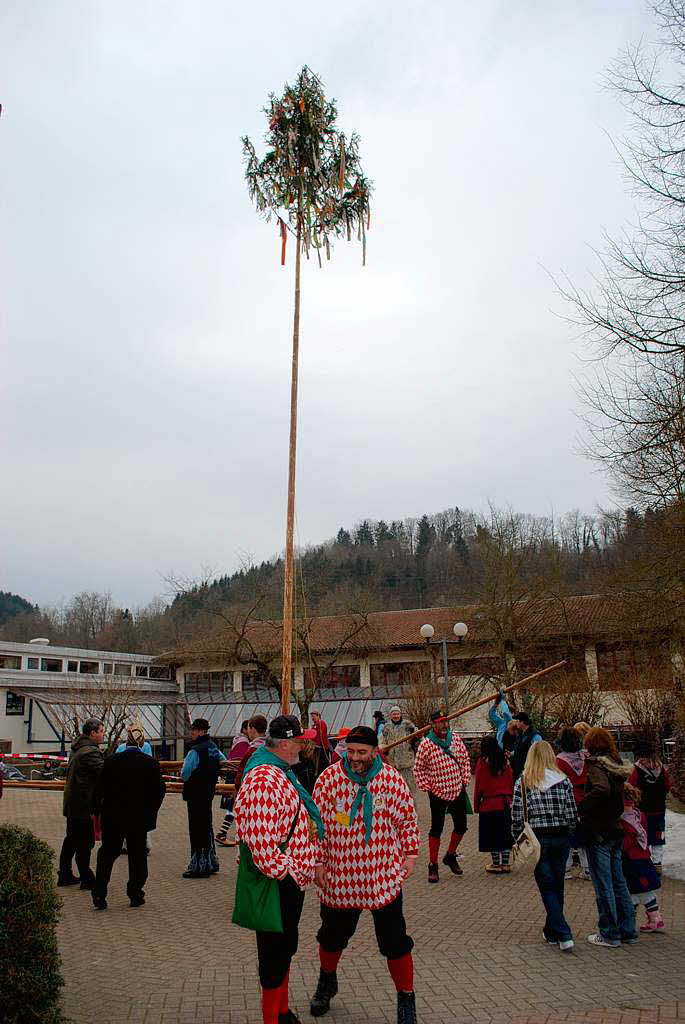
[242,66,372,266]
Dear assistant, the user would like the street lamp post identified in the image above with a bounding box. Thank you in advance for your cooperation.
[419,621,469,714]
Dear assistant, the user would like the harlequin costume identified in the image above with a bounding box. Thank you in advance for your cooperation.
[413,711,472,882]
[233,716,322,1024]
[311,725,420,1024]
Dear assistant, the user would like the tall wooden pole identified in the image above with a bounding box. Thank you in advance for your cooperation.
[280,202,302,715]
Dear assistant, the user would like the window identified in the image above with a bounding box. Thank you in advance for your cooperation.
[79,660,99,674]
[41,658,63,672]
[6,691,25,715]
[67,660,78,672]
[114,663,131,676]
[102,662,113,674]
[0,655,21,670]
[149,665,171,680]
[304,664,360,688]
[135,665,149,678]
[27,657,39,670]
[184,670,232,695]
[370,662,420,688]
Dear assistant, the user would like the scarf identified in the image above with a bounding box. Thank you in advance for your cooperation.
[244,746,325,839]
[342,753,384,844]
[428,727,454,755]
[636,758,663,783]
[556,750,586,777]
[621,806,649,850]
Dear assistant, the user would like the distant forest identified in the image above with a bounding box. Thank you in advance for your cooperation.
[2,501,680,655]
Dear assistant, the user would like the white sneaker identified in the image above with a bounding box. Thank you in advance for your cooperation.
[587,933,619,948]
[564,871,573,880]
[580,870,592,880]
[559,939,574,952]
[543,931,558,945]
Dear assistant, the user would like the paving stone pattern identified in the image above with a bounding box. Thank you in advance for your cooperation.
[3,788,684,1024]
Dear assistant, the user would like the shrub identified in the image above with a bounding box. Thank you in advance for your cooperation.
[0,824,65,1024]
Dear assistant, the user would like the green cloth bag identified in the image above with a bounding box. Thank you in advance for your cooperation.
[231,841,284,933]
[464,790,474,815]
[231,797,301,934]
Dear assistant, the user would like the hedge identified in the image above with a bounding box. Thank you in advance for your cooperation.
[0,824,65,1024]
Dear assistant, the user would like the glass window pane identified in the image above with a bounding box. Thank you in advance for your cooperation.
[27,657,39,670]
[67,660,78,672]
[79,661,99,674]
[41,658,63,672]
[0,655,21,670]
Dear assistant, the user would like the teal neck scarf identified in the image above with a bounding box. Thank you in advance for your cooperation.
[428,727,453,752]
[342,753,383,843]
[244,745,325,839]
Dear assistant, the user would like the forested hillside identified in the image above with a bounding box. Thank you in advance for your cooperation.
[2,501,676,654]
[0,590,35,626]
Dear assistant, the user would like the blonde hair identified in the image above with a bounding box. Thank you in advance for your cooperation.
[574,721,591,738]
[522,740,557,790]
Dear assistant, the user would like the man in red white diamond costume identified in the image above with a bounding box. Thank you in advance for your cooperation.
[413,709,472,883]
[310,724,420,1024]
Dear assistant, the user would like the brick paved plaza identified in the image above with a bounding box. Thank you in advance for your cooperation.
[3,788,685,1024]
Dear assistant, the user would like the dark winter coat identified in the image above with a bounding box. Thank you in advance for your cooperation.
[578,755,630,843]
[92,747,166,831]
[62,735,104,819]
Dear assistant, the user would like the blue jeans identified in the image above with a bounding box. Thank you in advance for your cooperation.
[534,835,573,943]
[585,838,638,944]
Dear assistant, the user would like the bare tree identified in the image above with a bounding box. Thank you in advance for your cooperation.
[46,674,146,754]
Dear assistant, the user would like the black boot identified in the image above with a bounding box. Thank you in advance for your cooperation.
[182,852,200,878]
[428,862,439,883]
[57,874,79,887]
[278,1012,302,1024]
[310,969,338,1017]
[397,990,417,1024]
[442,852,463,875]
[196,850,211,878]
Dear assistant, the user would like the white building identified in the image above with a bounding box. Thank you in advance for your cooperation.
[0,640,175,755]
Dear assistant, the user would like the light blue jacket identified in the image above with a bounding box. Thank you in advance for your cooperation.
[180,744,226,781]
[116,741,153,757]
[488,698,513,748]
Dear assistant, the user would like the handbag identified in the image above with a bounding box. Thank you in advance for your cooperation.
[511,779,541,871]
[231,797,301,933]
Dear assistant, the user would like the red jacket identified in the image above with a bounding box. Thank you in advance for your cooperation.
[473,759,513,813]
[620,808,651,861]
[313,719,330,751]
[556,751,588,807]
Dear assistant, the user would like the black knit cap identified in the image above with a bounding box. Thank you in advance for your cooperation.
[191,718,210,731]
[430,710,447,722]
[345,725,378,746]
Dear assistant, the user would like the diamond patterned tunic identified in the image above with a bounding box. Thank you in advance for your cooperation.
[414,733,472,802]
[234,764,317,889]
[313,759,420,910]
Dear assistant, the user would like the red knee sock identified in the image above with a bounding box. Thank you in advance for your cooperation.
[387,953,414,993]
[447,831,463,855]
[428,837,440,862]
[279,971,290,1014]
[261,985,281,1024]
[319,947,342,973]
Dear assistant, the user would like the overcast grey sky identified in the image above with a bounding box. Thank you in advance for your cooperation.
[1,1,655,607]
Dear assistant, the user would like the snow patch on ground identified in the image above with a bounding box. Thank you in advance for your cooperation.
[662,809,685,880]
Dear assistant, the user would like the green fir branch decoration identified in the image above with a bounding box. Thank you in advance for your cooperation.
[242,66,372,266]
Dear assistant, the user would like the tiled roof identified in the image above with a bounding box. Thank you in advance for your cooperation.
[159,591,684,666]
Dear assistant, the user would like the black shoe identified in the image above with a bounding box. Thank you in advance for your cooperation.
[278,1012,302,1024]
[310,969,338,1017]
[428,862,439,883]
[129,895,145,908]
[442,853,463,875]
[183,853,201,878]
[57,875,80,887]
[92,895,107,911]
[397,990,417,1024]
[79,879,94,891]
